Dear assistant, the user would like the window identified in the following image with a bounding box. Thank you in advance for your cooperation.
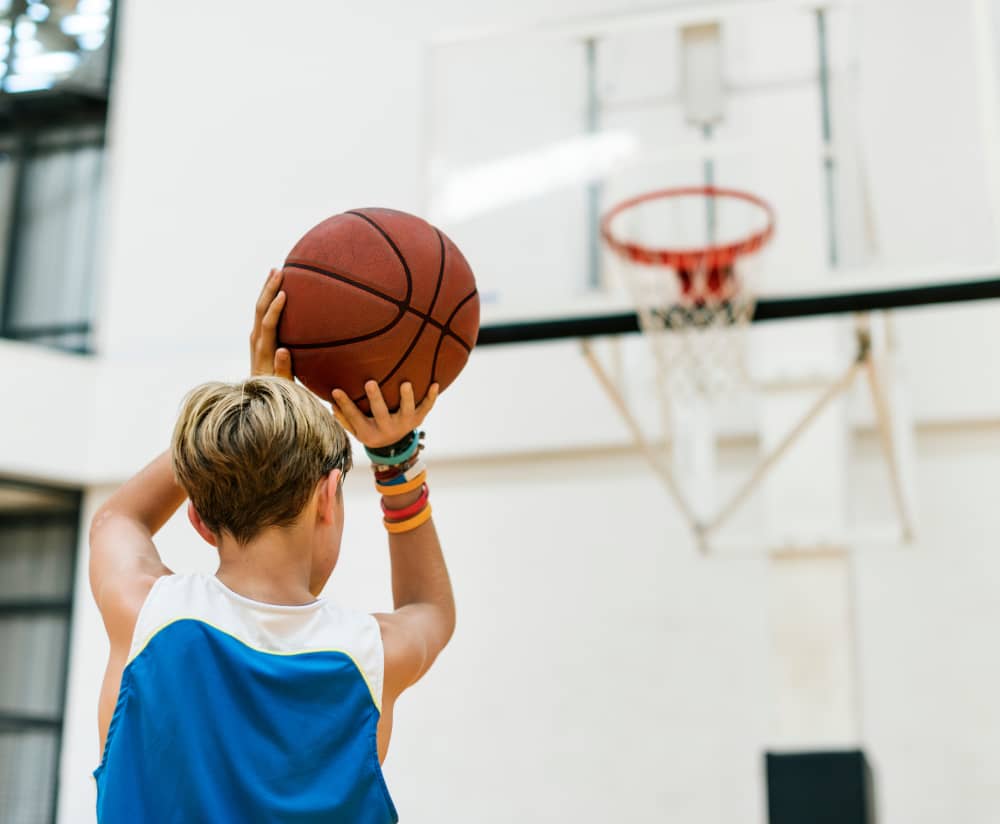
[0,127,105,351]
[0,0,116,353]
[0,482,80,824]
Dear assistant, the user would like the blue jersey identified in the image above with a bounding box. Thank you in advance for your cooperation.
[94,574,397,823]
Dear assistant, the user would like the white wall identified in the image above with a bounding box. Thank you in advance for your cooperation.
[56,429,1000,824]
[1,0,998,822]
[2,340,96,483]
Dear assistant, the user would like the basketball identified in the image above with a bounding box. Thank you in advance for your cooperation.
[276,208,480,413]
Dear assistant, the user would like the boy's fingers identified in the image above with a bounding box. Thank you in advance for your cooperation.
[256,292,286,355]
[274,348,293,380]
[255,268,282,322]
[364,380,391,425]
[331,389,368,435]
[415,383,440,416]
[399,382,416,418]
[261,291,286,329]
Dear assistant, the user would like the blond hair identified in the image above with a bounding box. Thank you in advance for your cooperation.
[171,376,352,544]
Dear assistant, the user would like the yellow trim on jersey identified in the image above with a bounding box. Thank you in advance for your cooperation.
[128,617,381,712]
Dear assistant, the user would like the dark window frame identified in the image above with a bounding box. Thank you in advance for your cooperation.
[0,488,82,824]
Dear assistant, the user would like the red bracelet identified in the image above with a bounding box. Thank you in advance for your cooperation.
[381,484,429,520]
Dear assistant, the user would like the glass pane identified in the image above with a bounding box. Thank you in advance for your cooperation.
[0,519,76,600]
[0,729,56,824]
[0,1,114,96]
[5,137,104,348]
[0,615,67,715]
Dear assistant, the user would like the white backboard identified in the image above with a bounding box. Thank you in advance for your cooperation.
[423,0,1000,319]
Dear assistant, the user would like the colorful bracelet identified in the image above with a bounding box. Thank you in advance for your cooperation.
[374,460,427,487]
[366,430,422,466]
[384,504,433,534]
[371,453,421,482]
[381,484,429,520]
[375,470,427,496]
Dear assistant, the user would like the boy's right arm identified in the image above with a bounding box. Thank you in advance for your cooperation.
[331,383,455,713]
[377,485,455,690]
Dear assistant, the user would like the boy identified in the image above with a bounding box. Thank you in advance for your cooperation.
[88,269,454,822]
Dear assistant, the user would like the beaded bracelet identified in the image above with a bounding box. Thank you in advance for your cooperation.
[375,470,427,496]
[384,504,433,534]
[381,484,429,520]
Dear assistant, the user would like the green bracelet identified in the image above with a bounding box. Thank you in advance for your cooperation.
[366,430,421,466]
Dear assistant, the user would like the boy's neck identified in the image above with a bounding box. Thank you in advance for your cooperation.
[215,526,317,606]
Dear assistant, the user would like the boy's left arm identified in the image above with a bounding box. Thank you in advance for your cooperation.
[89,452,182,645]
[88,451,185,755]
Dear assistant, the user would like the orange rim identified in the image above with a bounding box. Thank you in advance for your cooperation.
[601,185,776,272]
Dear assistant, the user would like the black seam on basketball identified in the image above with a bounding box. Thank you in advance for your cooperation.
[371,228,449,396]
[283,327,398,350]
[284,261,405,307]
[347,211,474,352]
[426,231,450,384]
[281,261,406,347]
[442,288,477,351]
[346,211,414,310]
[282,260,473,349]
[429,288,478,383]
[280,302,466,348]
[282,259,425,345]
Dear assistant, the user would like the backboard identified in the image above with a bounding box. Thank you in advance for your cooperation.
[424,0,870,310]
[423,0,1000,322]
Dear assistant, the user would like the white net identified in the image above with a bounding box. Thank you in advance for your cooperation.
[603,187,773,403]
[621,258,759,401]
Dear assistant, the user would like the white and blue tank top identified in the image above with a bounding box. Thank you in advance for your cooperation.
[94,573,397,823]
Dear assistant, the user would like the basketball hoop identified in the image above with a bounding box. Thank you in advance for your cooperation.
[588,187,913,553]
[602,185,775,398]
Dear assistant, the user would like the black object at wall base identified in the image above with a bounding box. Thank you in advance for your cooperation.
[766,750,876,824]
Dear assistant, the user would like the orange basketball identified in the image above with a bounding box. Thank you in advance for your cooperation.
[277,208,479,413]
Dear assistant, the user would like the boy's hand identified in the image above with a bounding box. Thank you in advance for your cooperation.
[250,268,293,379]
[332,381,439,448]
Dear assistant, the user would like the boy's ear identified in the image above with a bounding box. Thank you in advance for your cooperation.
[187,502,219,547]
[317,469,343,525]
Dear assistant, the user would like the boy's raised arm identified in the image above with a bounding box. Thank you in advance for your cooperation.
[381,484,455,687]
[332,382,456,703]
[89,452,182,643]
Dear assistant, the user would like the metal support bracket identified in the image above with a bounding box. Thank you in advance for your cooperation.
[582,317,916,552]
